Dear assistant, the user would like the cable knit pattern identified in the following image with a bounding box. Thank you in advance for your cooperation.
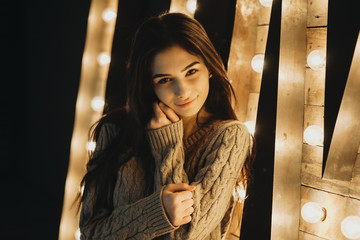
[80,119,250,240]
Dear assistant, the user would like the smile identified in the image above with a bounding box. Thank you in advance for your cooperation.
[175,96,197,107]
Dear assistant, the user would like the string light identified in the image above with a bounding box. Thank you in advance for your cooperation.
[307,50,326,70]
[91,96,105,112]
[244,121,256,135]
[304,125,323,146]
[301,202,326,223]
[186,0,197,14]
[341,216,360,239]
[86,141,96,152]
[259,0,273,7]
[251,54,265,73]
[102,8,117,22]
[74,228,81,240]
[97,52,111,66]
[233,184,246,202]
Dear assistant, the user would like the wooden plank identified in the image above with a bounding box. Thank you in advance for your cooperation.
[307,0,328,27]
[255,25,269,54]
[299,231,328,240]
[271,0,307,239]
[301,144,360,199]
[323,32,360,181]
[306,27,327,61]
[304,68,325,106]
[258,3,272,25]
[300,186,360,240]
[227,0,260,121]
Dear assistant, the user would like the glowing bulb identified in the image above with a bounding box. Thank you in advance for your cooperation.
[102,8,117,22]
[307,50,326,70]
[304,125,323,146]
[244,121,256,135]
[97,52,111,66]
[91,96,105,112]
[186,0,197,14]
[301,202,326,223]
[259,0,273,7]
[86,141,96,152]
[74,228,81,240]
[341,216,360,239]
[233,184,246,202]
[251,54,265,73]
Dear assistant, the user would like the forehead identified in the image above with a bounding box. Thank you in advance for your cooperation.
[151,45,202,73]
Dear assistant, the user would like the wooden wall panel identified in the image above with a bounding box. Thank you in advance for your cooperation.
[307,0,328,27]
[300,186,360,240]
[271,0,307,239]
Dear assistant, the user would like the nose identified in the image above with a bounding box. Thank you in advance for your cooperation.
[173,79,190,99]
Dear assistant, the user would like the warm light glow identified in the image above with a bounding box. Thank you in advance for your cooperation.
[259,0,273,7]
[251,54,265,73]
[91,96,105,112]
[341,216,360,239]
[86,141,96,152]
[244,121,256,135]
[102,8,117,22]
[74,228,81,240]
[304,125,324,146]
[186,0,197,14]
[307,50,326,70]
[97,52,111,66]
[301,202,326,223]
[233,184,246,202]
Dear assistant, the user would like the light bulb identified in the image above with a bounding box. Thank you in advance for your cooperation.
[341,216,360,239]
[97,52,111,66]
[102,8,117,22]
[251,54,265,73]
[304,125,323,146]
[233,184,246,202]
[301,202,326,223]
[244,121,256,135]
[186,0,197,14]
[86,141,96,152]
[74,228,81,240]
[307,50,326,70]
[259,0,273,7]
[91,96,105,112]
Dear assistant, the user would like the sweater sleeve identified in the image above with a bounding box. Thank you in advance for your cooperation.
[80,124,178,239]
[146,120,250,240]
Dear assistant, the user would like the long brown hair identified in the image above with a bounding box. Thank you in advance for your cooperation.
[78,12,254,221]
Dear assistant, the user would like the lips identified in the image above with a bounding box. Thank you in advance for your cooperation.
[175,97,197,107]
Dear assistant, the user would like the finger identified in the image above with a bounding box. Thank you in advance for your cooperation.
[175,191,193,203]
[183,206,194,216]
[159,102,180,122]
[166,183,196,193]
[153,102,166,119]
[182,215,192,224]
[181,198,194,208]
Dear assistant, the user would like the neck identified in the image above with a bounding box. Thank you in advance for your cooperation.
[181,108,211,140]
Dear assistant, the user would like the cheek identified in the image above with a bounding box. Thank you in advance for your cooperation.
[154,87,171,103]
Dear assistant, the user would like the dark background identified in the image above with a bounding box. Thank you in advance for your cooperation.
[3,0,359,239]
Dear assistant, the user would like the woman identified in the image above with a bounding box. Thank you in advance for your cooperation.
[79,12,253,239]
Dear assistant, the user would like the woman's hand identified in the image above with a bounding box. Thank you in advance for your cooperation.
[162,183,196,227]
[148,102,180,129]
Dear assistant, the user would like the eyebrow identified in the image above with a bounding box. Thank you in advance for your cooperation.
[152,61,200,79]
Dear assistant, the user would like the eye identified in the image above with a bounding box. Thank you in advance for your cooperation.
[186,69,198,76]
[157,78,171,84]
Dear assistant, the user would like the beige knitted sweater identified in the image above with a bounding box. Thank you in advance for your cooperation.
[80,119,250,240]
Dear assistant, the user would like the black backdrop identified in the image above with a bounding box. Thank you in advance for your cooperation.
[3,0,359,239]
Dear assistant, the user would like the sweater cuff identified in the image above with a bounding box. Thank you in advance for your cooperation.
[146,120,183,151]
[145,187,179,235]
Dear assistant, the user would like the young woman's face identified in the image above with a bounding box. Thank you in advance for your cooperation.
[151,45,210,118]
